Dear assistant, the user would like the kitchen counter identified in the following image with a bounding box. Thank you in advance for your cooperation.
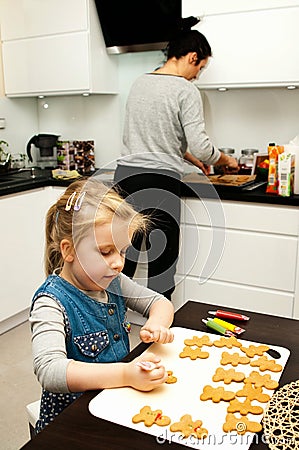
[0,169,299,206]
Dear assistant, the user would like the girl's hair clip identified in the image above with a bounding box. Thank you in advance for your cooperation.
[74,191,86,211]
[65,192,76,211]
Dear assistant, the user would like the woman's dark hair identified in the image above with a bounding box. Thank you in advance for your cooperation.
[166,30,212,64]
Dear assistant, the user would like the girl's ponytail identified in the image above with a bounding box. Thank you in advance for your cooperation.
[45,204,63,276]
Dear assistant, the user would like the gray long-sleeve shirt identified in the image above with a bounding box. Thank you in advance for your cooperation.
[119,73,220,175]
[30,273,164,393]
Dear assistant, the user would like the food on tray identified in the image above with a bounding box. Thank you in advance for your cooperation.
[213,336,242,349]
[179,346,210,360]
[200,385,235,403]
[250,355,283,372]
[132,406,171,427]
[236,383,271,402]
[170,414,208,439]
[240,344,270,358]
[223,413,263,435]
[184,335,213,348]
[212,367,245,384]
[220,351,250,366]
[227,398,264,415]
[244,371,279,389]
[165,370,177,384]
[208,174,256,186]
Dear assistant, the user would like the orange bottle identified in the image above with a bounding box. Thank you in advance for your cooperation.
[266,143,284,194]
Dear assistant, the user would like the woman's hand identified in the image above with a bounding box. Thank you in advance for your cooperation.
[124,352,168,391]
[139,325,174,344]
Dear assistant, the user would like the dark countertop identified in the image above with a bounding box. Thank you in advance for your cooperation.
[21,300,299,450]
[0,169,299,207]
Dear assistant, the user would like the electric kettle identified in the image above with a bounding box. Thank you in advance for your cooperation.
[26,133,60,168]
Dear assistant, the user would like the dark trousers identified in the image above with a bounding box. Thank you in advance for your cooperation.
[113,165,181,300]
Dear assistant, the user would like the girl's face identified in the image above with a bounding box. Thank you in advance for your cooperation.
[61,217,133,291]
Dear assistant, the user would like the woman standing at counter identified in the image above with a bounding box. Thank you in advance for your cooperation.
[114,29,238,300]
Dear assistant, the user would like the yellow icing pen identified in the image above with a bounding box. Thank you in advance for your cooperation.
[208,317,246,335]
[202,319,236,337]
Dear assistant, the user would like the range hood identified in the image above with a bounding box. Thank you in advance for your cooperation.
[94,0,199,54]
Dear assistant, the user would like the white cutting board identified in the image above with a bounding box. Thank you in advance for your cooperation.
[89,327,290,449]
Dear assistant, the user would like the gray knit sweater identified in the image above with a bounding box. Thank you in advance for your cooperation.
[118,73,220,175]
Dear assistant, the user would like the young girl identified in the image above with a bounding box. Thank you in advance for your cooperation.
[30,177,174,433]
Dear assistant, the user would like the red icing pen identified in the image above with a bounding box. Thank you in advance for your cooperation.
[208,310,250,321]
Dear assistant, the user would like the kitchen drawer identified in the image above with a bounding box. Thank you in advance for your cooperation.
[183,198,299,236]
[183,224,297,292]
[184,277,294,318]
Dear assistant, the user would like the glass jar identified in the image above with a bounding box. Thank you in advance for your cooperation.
[213,148,235,175]
[238,149,259,174]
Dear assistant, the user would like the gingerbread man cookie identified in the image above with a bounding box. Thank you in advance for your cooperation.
[227,398,264,415]
[212,367,245,384]
[170,414,208,439]
[200,385,235,403]
[132,406,171,427]
[236,383,270,403]
[223,413,262,435]
[244,371,279,389]
[250,355,283,372]
[221,351,250,367]
[184,335,213,348]
[240,344,270,358]
[165,370,177,384]
[213,336,242,349]
[179,346,210,360]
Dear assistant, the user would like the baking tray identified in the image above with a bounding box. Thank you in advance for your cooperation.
[183,173,256,188]
[89,327,290,450]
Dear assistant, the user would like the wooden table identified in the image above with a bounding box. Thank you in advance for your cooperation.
[21,301,299,450]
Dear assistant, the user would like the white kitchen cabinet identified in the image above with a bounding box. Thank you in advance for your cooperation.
[188,6,299,89]
[173,198,299,318]
[0,0,88,40]
[183,0,299,16]
[0,186,64,334]
[1,0,118,97]
[0,189,46,331]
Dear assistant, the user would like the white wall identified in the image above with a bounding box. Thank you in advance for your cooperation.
[0,96,37,156]
[202,88,299,158]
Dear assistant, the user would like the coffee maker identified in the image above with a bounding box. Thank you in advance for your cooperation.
[26,134,60,169]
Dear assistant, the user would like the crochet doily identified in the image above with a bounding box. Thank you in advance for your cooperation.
[263,380,299,449]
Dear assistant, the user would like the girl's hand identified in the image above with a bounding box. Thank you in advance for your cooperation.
[125,353,167,391]
[139,325,174,344]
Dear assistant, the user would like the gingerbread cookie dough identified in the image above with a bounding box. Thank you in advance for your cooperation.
[132,406,171,427]
[212,367,245,384]
[179,346,210,360]
[223,413,263,435]
[170,414,208,439]
[200,385,235,403]
[221,351,250,367]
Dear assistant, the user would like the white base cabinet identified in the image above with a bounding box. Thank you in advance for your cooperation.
[173,199,299,318]
[0,186,64,334]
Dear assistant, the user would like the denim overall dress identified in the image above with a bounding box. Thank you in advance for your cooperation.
[31,274,130,433]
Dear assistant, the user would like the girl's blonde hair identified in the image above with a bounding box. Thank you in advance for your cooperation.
[45,177,147,276]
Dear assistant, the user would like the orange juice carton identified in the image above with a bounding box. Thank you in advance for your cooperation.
[266,144,284,194]
[278,152,295,197]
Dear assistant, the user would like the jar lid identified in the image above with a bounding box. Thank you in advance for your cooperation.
[219,147,235,154]
[241,148,259,155]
